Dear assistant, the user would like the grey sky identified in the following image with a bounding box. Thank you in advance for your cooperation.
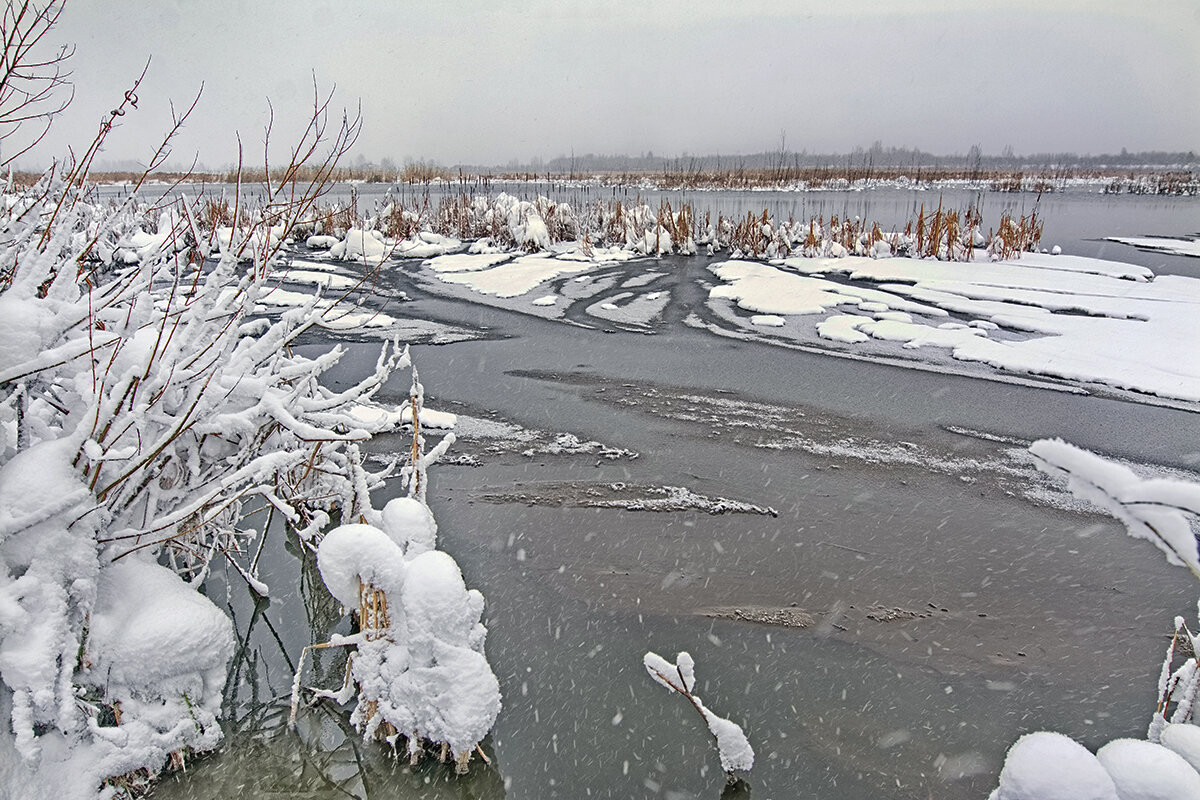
[26,0,1200,169]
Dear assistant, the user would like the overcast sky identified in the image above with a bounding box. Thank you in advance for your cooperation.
[18,0,1200,169]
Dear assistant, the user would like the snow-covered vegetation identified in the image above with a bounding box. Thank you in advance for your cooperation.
[291,373,500,773]
[296,189,1041,263]
[0,7,500,794]
[988,440,1200,799]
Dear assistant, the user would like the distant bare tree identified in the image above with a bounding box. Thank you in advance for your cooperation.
[0,0,73,166]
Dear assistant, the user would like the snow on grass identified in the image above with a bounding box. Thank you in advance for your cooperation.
[329,228,388,262]
[532,295,558,306]
[313,520,501,767]
[434,253,593,298]
[1105,235,1200,259]
[393,232,462,259]
[709,254,1200,403]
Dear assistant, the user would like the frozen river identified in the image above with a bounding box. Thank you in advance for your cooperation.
[154,189,1199,800]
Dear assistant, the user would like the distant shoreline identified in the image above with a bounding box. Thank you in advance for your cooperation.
[23,165,1197,197]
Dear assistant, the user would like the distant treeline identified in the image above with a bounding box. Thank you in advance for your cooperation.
[493,145,1197,176]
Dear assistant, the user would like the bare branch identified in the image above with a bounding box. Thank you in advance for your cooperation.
[0,0,73,166]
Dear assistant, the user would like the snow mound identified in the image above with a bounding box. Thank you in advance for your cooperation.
[1096,738,1200,799]
[990,732,1117,800]
[380,496,438,556]
[330,229,387,262]
[750,314,785,327]
[87,559,233,697]
[316,524,407,607]
[1161,723,1200,774]
[305,234,339,250]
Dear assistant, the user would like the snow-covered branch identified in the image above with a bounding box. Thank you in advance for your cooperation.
[643,651,754,776]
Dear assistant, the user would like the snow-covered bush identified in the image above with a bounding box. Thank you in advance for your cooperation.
[643,651,754,777]
[0,37,410,793]
[988,439,1200,798]
[294,373,501,773]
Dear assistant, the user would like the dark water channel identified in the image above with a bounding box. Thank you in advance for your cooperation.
[154,194,1199,800]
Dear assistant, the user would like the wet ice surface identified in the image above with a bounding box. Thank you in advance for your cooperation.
[156,240,1200,800]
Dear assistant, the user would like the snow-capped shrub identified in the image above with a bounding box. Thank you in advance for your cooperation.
[294,368,500,774]
[0,76,397,795]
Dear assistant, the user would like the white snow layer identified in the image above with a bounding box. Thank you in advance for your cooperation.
[1105,236,1200,259]
[643,651,754,774]
[433,253,591,298]
[1161,723,1200,774]
[708,253,1200,402]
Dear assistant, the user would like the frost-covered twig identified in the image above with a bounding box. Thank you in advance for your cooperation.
[643,651,754,777]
